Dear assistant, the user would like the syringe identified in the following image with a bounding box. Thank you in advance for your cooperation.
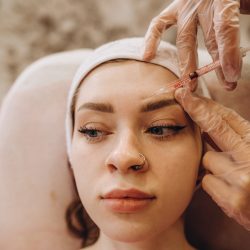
[152,46,250,96]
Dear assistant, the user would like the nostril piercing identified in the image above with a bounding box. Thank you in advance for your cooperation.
[130,153,147,171]
[139,153,146,166]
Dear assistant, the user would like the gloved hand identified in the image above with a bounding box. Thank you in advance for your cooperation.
[174,88,250,231]
[144,0,242,91]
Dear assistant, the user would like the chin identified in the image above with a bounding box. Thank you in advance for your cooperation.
[103,229,151,243]
[99,219,162,243]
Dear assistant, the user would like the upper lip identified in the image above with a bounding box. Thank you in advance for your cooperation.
[101,188,155,199]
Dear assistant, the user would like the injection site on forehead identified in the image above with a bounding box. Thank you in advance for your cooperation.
[77,61,177,95]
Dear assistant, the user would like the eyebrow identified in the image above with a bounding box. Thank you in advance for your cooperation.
[140,98,178,112]
[77,102,114,113]
[77,98,178,114]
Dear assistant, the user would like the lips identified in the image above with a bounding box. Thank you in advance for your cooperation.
[101,188,156,213]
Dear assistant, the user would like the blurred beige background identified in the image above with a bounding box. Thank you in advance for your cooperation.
[0,0,249,102]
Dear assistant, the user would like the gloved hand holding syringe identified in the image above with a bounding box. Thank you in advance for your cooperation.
[144,0,250,232]
[143,0,247,91]
[152,46,250,96]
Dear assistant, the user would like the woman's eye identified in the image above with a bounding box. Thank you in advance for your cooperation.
[146,125,186,140]
[78,127,110,142]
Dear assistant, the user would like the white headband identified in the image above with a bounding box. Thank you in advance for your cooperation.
[65,37,181,162]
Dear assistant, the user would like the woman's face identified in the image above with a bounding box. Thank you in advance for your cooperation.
[71,60,202,242]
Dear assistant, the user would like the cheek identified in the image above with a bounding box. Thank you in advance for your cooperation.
[71,136,101,174]
[70,140,100,203]
[149,134,202,207]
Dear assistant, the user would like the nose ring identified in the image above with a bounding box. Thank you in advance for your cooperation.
[131,153,146,171]
[139,153,146,166]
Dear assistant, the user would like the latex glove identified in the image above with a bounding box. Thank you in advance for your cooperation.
[175,88,250,231]
[144,0,242,91]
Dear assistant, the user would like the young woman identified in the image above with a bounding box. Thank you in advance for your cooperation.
[65,38,203,250]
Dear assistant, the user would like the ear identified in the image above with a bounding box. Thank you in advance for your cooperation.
[196,164,206,187]
[195,133,212,187]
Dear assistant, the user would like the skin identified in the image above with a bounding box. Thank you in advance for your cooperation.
[70,60,202,250]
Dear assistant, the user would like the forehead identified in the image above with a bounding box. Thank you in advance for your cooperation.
[76,60,178,106]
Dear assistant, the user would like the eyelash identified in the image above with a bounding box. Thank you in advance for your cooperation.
[145,124,186,140]
[78,126,110,143]
[78,124,186,143]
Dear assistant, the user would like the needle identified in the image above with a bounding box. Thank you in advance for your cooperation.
[152,46,250,96]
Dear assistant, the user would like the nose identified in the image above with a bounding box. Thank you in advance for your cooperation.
[105,133,148,174]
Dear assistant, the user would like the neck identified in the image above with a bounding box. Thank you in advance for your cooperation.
[91,219,195,250]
